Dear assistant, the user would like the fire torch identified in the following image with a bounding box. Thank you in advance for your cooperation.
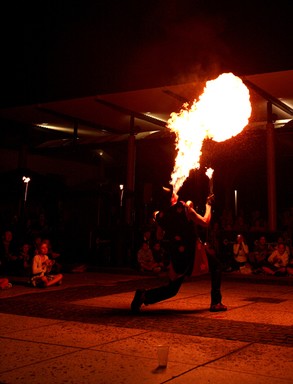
[22,176,31,203]
[205,167,214,199]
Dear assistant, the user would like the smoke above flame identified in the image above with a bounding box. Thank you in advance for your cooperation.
[167,72,251,198]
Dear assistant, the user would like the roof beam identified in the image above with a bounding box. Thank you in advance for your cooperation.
[162,89,189,104]
[242,78,293,116]
[95,98,167,129]
[36,106,121,135]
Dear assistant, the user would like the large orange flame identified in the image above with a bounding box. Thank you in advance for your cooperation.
[167,72,251,199]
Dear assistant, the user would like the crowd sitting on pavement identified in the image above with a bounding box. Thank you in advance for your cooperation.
[0,212,64,289]
[1,205,293,290]
[222,233,293,276]
[135,207,293,277]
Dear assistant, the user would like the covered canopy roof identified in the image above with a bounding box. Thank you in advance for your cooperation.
[0,70,292,150]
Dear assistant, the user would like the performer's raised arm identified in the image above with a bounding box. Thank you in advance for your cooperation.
[186,194,214,227]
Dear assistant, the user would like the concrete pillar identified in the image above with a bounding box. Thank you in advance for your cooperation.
[266,102,277,231]
[125,116,136,225]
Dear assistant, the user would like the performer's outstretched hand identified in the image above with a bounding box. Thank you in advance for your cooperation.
[206,194,215,206]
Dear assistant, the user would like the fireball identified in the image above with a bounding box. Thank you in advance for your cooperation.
[167,73,251,199]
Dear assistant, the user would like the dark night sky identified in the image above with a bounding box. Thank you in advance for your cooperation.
[1,0,292,108]
[0,0,292,232]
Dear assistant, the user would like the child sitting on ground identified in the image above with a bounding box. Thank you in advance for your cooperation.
[137,241,163,274]
[31,242,63,287]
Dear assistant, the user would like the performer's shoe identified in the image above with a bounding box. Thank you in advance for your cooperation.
[131,289,145,314]
[210,303,227,312]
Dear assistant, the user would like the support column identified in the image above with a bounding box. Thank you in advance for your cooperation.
[266,102,277,232]
[125,115,136,225]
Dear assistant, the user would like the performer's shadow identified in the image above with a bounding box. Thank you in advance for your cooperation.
[139,308,207,315]
[105,307,207,317]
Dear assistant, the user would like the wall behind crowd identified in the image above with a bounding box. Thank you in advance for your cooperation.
[0,137,292,267]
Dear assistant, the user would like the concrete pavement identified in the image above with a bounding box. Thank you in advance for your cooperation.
[0,271,292,383]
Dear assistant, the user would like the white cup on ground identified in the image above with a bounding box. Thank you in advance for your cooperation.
[157,345,169,367]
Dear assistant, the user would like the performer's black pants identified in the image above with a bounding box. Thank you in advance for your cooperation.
[144,275,185,305]
[206,250,223,305]
[143,250,223,306]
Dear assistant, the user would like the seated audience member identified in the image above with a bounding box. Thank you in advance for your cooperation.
[274,236,291,256]
[233,216,249,233]
[220,209,234,231]
[16,242,32,276]
[226,234,250,272]
[137,241,163,273]
[0,277,12,289]
[31,242,63,287]
[249,219,267,233]
[32,213,51,239]
[0,230,18,275]
[142,229,152,245]
[248,235,271,272]
[42,238,62,273]
[262,242,289,276]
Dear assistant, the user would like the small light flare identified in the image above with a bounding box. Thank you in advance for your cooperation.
[22,176,30,183]
[167,73,251,198]
[205,167,214,180]
[235,189,238,217]
[119,184,124,207]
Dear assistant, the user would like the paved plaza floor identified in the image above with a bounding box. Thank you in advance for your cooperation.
[0,271,292,383]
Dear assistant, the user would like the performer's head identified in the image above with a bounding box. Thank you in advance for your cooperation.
[174,200,185,212]
[162,186,177,206]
